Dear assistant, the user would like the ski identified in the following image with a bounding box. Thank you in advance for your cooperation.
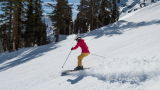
[61,68,90,74]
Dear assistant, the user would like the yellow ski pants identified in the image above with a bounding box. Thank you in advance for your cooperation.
[78,53,89,66]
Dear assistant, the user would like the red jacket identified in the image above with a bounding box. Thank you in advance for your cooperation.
[72,39,90,53]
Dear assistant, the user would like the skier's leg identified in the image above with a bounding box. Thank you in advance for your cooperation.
[78,53,89,67]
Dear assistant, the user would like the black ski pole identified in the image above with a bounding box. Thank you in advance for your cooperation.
[62,50,72,68]
[90,54,105,59]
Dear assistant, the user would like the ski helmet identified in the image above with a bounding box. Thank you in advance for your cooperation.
[75,36,81,41]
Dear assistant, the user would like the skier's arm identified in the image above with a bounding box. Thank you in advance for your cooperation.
[72,42,80,50]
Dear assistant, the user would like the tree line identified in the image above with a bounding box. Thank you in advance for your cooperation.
[46,0,119,42]
[73,0,119,34]
[0,0,119,52]
[0,0,47,52]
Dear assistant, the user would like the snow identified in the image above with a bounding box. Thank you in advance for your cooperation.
[0,1,160,90]
[118,0,160,19]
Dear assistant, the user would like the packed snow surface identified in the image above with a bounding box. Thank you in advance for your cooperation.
[0,1,160,90]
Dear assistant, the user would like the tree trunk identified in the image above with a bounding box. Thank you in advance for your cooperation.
[25,41,29,47]
[90,13,94,31]
[17,1,22,49]
[56,27,60,42]
[101,10,104,26]
[92,11,103,27]
[102,17,104,26]
[8,2,12,52]
[68,22,70,35]
[88,1,103,29]
[0,40,3,53]
[13,1,18,51]
[64,28,66,35]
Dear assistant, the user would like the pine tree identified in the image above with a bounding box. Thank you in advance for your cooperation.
[12,0,19,51]
[72,0,119,34]
[73,18,80,34]
[99,0,112,26]
[41,19,47,45]
[4,0,27,51]
[62,0,73,35]
[8,1,12,52]
[24,0,46,46]
[111,0,119,23]
[17,1,23,49]
[0,0,47,51]
[0,1,13,52]
[46,0,73,42]
[24,0,35,47]
[34,0,46,46]
[70,21,74,34]
[77,0,104,32]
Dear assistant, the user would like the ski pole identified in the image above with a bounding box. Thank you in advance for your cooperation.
[90,54,105,59]
[62,50,72,68]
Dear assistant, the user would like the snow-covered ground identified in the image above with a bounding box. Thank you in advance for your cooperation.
[118,0,160,18]
[0,1,160,90]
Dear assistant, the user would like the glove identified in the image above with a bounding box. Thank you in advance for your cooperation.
[71,47,73,50]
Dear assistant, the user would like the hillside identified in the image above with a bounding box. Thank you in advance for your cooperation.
[0,1,160,90]
[118,0,160,18]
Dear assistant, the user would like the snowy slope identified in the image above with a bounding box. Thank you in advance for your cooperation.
[42,16,54,36]
[0,1,160,90]
[118,0,160,18]
[42,16,56,42]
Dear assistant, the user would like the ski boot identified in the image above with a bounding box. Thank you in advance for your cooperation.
[74,66,83,70]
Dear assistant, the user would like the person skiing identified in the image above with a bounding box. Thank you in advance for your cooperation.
[71,37,90,70]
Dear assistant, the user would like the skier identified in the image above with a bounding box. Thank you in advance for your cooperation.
[71,37,90,70]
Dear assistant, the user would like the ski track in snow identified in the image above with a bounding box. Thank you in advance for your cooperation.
[0,1,160,90]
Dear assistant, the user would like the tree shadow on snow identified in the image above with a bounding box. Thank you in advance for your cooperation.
[0,42,61,72]
[80,19,160,39]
